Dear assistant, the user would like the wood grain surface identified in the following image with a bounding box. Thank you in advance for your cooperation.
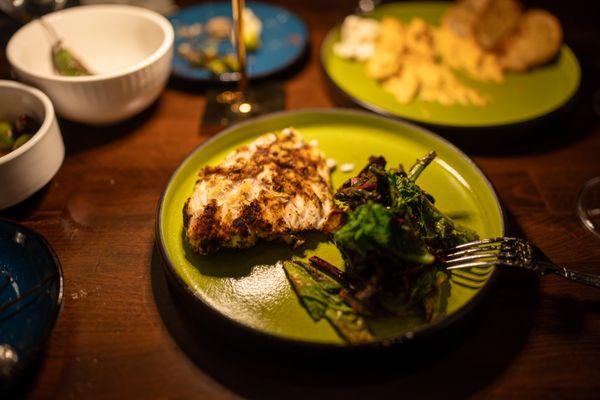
[1,0,599,399]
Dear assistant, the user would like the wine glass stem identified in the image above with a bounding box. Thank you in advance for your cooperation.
[232,0,248,97]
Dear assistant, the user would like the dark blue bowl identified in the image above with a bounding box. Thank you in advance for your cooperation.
[169,1,308,81]
[0,219,63,387]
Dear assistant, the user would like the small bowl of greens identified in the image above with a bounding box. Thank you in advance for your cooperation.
[0,80,64,210]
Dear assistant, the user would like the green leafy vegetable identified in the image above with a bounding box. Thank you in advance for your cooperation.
[283,260,374,344]
[334,201,435,266]
[283,151,479,344]
[389,152,479,249]
[12,134,32,150]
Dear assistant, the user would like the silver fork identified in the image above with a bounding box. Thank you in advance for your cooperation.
[443,237,600,288]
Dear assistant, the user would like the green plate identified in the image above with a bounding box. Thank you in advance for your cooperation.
[156,109,504,346]
[321,2,581,128]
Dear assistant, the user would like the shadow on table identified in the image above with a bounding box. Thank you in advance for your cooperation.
[58,99,161,156]
[150,228,538,399]
[0,184,50,222]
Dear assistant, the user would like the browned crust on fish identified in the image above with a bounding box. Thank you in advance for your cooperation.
[183,129,333,254]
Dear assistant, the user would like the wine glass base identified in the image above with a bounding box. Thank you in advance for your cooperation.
[201,82,285,132]
[577,176,600,238]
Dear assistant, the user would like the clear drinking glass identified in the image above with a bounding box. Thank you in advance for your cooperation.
[577,177,600,238]
[208,0,274,125]
[227,0,252,115]
[578,90,600,238]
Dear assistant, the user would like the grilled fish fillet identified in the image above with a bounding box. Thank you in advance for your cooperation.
[183,128,334,255]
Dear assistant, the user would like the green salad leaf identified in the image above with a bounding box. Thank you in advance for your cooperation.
[283,260,374,343]
[284,152,478,344]
[333,201,435,266]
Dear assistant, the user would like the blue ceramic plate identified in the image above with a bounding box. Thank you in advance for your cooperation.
[169,1,308,81]
[0,219,63,387]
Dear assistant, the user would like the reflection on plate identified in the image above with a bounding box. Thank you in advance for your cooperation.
[321,2,580,128]
[156,109,504,347]
[169,1,308,82]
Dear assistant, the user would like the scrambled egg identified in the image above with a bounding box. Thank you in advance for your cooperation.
[338,16,505,106]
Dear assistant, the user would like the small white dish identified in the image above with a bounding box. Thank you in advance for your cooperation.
[0,80,64,210]
[6,4,174,125]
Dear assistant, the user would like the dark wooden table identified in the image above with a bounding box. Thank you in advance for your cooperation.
[2,0,599,398]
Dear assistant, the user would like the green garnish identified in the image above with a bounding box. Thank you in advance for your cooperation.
[0,132,14,151]
[284,151,478,344]
[205,59,227,75]
[52,43,91,76]
[0,115,39,157]
[283,260,375,344]
[177,42,241,77]
[222,54,240,71]
[12,134,32,150]
[0,121,13,139]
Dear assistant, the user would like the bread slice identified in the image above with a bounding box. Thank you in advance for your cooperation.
[474,0,522,50]
[499,9,563,72]
[441,0,486,38]
[442,0,522,50]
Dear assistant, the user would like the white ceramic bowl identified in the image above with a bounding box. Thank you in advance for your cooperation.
[0,80,64,210]
[6,5,174,125]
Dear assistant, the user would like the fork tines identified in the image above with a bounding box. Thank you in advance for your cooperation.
[444,237,529,270]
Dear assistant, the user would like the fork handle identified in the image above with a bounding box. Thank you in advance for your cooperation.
[543,264,600,288]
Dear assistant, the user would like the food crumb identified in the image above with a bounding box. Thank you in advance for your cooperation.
[176,23,203,38]
[326,158,337,170]
[341,163,355,173]
[206,16,232,40]
[309,139,319,147]
[71,289,88,300]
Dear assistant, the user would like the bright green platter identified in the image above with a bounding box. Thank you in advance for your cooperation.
[156,109,504,346]
[321,2,581,128]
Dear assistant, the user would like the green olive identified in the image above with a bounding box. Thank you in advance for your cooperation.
[0,133,14,151]
[206,59,227,75]
[12,134,32,150]
[222,54,240,71]
[0,121,13,139]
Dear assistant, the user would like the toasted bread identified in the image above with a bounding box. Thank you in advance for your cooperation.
[442,0,522,50]
[474,0,522,50]
[499,9,563,72]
